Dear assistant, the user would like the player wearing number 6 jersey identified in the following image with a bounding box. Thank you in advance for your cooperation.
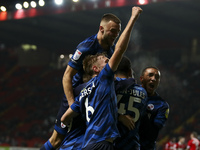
[59,59,135,150]
[61,6,143,150]
[113,56,148,150]
[57,71,136,150]
[41,12,122,150]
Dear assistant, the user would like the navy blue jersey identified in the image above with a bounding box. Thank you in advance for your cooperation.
[71,64,120,149]
[139,93,169,150]
[114,77,148,150]
[59,120,84,150]
[59,77,135,150]
[68,34,115,88]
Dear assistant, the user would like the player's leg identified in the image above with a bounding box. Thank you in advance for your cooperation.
[40,130,64,150]
[49,130,65,148]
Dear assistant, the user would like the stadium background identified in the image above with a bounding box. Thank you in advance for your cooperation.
[0,0,200,149]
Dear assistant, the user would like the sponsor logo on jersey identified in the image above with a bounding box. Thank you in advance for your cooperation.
[165,108,169,118]
[147,104,154,110]
[61,122,66,128]
[73,49,82,60]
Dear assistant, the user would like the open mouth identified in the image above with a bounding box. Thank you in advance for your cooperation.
[149,83,155,89]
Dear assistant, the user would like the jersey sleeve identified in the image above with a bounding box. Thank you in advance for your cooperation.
[68,35,96,71]
[68,48,90,71]
[154,102,169,129]
[71,99,81,113]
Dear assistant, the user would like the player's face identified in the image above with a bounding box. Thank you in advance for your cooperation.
[96,55,109,72]
[140,68,161,96]
[102,21,121,46]
[180,138,185,143]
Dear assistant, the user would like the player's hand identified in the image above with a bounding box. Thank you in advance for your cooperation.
[132,6,143,19]
[118,114,135,130]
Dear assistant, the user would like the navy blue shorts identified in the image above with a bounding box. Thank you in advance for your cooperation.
[83,141,114,150]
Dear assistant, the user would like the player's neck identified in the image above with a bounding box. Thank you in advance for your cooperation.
[115,74,128,79]
[148,92,156,97]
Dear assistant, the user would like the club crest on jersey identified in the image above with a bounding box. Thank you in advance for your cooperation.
[61,122,66,128]
[73,49,82,60]
[147,104,154,110]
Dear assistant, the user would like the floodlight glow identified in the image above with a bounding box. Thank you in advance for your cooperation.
[0,6,7,12]
[38,0,45,7]
[54,0,63,5]
[15,3,23,10]
[60,54,65,59]
[23,2,29,8]
[139,0,145,4]
[138,0,148,5]
[73,0,79,2]
[30,1,37,8]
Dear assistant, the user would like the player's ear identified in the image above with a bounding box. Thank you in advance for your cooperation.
[93,65,99,73]
[140,76,143,82]
[128,69,132,78]
[99,26,104,33]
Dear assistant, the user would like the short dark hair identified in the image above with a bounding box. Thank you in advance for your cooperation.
[141,66,160,76]
[101,13,121,24]
[115,56,132,77]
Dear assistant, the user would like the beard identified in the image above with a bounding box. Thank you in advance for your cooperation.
[103,34,116,47]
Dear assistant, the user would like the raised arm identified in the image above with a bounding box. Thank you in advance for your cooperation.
[108,6,142,71]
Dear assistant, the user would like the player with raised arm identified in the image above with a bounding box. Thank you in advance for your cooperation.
[40,12,122,150]
[61,6,143,150]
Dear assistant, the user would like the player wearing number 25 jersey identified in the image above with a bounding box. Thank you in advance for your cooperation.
[114,77,148,150]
